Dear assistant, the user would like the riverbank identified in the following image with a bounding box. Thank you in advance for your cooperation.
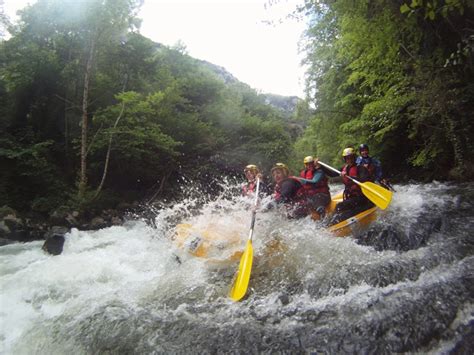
[0,204,137,246]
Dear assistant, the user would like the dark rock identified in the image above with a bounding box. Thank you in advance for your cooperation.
[49,208,68,225]
[45,226,69,238]
[0,206,17,218]
[0,212,43,242]
[9,229,33,242]
[3,214,24,230]
[278,293,290,306]
[42,234,65,255]
[65,213,79,227]
[0,220,11,236]
[0,237,16,246]
[111,216,122,225]
[90,217,107,229]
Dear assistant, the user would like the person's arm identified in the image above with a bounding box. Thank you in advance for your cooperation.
[321,165,340,178]
[297,170,324,184]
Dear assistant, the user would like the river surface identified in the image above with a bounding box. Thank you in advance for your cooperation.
[1,182,473,353]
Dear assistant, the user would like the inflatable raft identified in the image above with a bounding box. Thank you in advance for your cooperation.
[174,222,244,262]
[173,191,378,259]
[322,191,378,238]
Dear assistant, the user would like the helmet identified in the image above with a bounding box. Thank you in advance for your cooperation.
[303,156,314,164]
[271,162,289,175]
[244,164,260,175]
[244,164,259,173]
[342,147,355,157]
[359,144,369,152]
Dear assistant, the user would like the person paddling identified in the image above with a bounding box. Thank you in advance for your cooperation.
[267,163,308,219]
[296,156,332,218]
[356,144,392,190]
[330,148,374,225]
[242,164,269,197]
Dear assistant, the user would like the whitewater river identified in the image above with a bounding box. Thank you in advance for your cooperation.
[1,182,473,353]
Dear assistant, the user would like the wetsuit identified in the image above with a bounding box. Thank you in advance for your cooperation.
[270,177,308,219]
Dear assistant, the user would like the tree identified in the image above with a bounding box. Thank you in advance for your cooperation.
[0,0,302,214]
[298,0,474,180]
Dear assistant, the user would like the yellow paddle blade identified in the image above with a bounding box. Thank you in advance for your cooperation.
[360,181,393,210]
[229,240,253,302]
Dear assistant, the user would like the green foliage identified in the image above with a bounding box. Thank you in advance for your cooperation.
[0,132,69,213]
[298,0,474,180]
[1,0,298,214]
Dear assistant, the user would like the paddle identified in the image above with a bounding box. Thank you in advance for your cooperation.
[319,161,393,210]
[229,178,260,301]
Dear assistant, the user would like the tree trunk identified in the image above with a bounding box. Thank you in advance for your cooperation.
[79,38,96,198]
[93,99,126,199]
[93,73,128,200]
[147,170,173,204]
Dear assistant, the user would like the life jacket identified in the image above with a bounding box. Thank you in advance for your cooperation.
[341,164,362,199]
[299,167,330,195]
[242,181,257,197]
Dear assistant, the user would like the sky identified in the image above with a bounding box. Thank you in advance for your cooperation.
[2,0,308,97]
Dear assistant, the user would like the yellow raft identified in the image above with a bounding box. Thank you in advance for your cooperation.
[173,191,378,259]
[321,191,378,238]
[173,222,245,263]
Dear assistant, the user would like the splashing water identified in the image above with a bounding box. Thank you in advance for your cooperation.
[1,182,473,353]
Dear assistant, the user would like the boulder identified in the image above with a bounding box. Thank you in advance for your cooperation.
[3,214,24,230]
[65,213,79,227]
[42,234,65,255]
[45,226,69,239]
[111,216,122,225]
[90,217,107,229]
[0,220,11,235]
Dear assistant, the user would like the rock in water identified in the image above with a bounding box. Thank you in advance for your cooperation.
[42,234,65,255]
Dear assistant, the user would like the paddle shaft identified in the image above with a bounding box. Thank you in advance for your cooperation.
[319,161,392,210]
[247,178,260,242]
[229,178,261,301]
[319,161,361,185]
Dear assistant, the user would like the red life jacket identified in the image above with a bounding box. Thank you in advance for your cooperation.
[341,164,362,198]
[242,181,257,196]
[299,167,330,195]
